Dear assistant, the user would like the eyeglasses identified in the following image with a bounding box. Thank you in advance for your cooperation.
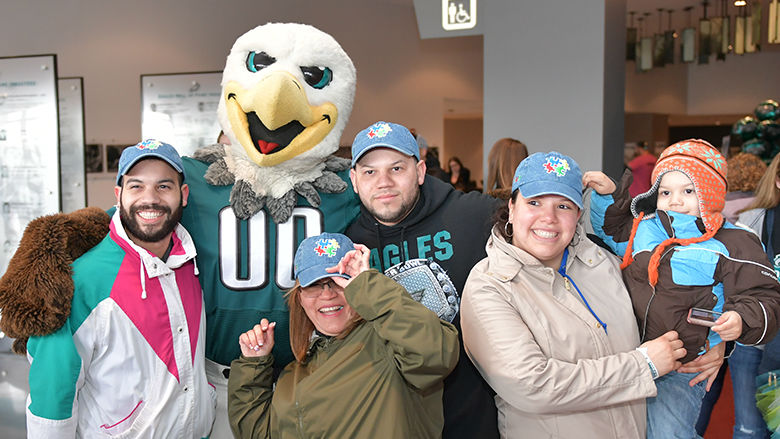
[300,278,338,299]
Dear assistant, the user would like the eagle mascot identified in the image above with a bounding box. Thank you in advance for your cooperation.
[0,22,361,437]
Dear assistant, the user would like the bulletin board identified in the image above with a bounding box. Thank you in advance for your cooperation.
[140,71,222,158]
[0,54,60,276]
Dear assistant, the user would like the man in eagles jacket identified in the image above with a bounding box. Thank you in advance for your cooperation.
[346,121,501,439]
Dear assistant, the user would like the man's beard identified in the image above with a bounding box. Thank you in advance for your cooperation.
[366,192,420,226]
[119,199,183,244]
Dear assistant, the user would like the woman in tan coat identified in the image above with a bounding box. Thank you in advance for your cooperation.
[461,152,721,438]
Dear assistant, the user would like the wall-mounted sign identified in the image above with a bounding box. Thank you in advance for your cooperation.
[58,77,87,213]
[0,54,60,276]
[442,0,477,31]
[141,71,221,158]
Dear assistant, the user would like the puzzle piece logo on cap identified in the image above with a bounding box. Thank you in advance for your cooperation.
[544,156,570,177]
[314,238,340,257]
[367,122,392,139]
[136,139,163,150]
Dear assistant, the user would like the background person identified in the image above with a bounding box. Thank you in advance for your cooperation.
[24,140,215,437]
[462,151,685,438]
[346,121,501,438]
[410,127,447,182]
[627,140,657,197]
[447,156,476,192]
[486,137,528,199]
[737,152,780,438]
[696,150,768,438]
[722,152,767,224]
[227,232,458,438]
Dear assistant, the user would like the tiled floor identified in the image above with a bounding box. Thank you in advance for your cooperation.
[0,352,28,439]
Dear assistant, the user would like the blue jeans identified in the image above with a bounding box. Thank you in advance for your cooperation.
[730,344,770,439]
[695,360,728,435]
[759,334,780,376]
[647,371,707,439]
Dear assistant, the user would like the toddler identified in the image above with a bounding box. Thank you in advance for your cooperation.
[585,139,780,439]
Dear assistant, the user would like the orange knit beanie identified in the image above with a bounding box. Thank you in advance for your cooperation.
[622,139,728,285]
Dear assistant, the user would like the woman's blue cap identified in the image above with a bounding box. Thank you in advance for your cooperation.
[512,151,583,209]
[294,233,354,287]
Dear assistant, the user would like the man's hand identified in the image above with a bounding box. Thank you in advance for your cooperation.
[238,318,276,358]
[678,341,726,391]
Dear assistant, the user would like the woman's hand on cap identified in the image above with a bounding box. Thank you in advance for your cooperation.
[327,244,371,288]
[238,318,276,358]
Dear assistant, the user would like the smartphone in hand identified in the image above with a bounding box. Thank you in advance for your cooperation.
[687,307,722,327]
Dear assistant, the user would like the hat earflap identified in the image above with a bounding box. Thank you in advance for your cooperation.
[620,212,644,270]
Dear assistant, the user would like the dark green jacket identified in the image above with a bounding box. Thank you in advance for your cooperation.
[228,270,459,438]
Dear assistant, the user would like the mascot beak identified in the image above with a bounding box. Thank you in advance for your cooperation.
[224,71,338,167]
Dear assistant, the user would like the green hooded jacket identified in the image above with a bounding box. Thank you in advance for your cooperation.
[228,270,459,438]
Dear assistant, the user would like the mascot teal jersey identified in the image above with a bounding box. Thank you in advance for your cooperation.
[182,157,359,366]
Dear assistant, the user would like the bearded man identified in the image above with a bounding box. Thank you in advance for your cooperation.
[24,140,215,438]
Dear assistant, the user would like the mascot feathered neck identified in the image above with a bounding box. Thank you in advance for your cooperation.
[196,23,357,223]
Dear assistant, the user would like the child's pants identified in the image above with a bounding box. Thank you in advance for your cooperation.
[647,371,707,439]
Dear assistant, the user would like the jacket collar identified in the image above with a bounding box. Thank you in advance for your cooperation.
[485,223,606,282]
[109,210,199,278]
[653,210,706,239]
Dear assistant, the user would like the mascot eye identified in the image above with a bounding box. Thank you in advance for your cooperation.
[246,51,276,73]
[300,66,332,89]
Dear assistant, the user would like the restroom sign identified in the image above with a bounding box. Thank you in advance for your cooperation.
[442,0,477,30]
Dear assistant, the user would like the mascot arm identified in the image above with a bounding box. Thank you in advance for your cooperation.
[0,207,109,354]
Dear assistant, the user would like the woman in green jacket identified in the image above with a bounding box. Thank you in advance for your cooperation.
[227,232,459,438]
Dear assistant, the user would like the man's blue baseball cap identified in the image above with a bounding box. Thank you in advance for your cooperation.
[294,233,354,287]
[351,121,421,167]
[116,139,185,185]
[512,151,583,209]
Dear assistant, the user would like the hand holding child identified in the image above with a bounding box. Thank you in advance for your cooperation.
[678,341,726,391]
[582,171,617,195]
[711,311,743,341]
[238,318,276,358]
[640,330,686,377]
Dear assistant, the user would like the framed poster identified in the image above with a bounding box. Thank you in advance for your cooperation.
[58,77,87,213]
[85,143,103,173]
[0,54,60,276]
[141,71,222,158]
[106,144,127,172]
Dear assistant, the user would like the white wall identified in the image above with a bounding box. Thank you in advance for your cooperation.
[483,0,615,174]
[3,0,779,206]
[0,0,483,207]
[626,51,780,115]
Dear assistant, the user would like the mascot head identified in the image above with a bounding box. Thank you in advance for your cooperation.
[218,23,356,168]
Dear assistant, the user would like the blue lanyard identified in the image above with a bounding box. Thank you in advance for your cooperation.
[557,248,608,334]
